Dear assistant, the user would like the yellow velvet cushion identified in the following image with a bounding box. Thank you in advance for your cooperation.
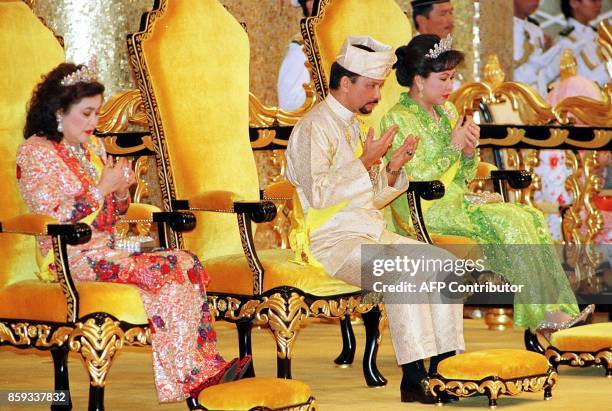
[122,202,162,220]
[438,349,550,381]
[2,214,59,283]
[263,180,294,200]
[476,162,498,179]
[431,234,478,245]
[430,235,481,261]
[0,0,65,289]
[550,323,612,352]
[206,248,361,296]
[0,280,147,324]
[1,213,57,235]
[197,377,312,410]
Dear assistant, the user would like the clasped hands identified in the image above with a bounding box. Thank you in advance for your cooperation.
[359,124,419,178]
[98,155,136,198]
[451,114,480,157]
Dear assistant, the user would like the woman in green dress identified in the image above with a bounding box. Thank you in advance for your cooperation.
[380,34,590,335]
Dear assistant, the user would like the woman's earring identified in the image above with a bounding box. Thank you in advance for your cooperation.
[418,84,424,99]
[56,112,63,133]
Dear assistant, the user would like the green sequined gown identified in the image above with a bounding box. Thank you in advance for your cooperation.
[380,93,579,330]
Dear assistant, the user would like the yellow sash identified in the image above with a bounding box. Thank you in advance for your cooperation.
[37,138,105,282]
[289,126,365,267]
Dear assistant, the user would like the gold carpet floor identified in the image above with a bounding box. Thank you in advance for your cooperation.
[1,316,610,411]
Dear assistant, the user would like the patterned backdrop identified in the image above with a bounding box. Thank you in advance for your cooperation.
[29,0,516,106]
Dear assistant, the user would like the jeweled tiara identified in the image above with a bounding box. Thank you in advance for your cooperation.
[424,34,453,59]
[60,56,98,86]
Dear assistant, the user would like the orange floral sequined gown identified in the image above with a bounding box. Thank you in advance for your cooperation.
[16,136,228,402]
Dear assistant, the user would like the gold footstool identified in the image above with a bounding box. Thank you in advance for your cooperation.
[195,377,316,410]
[428,349,557,408]
[545,322,612,377]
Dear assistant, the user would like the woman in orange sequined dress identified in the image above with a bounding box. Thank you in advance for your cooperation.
[16,62,249,403]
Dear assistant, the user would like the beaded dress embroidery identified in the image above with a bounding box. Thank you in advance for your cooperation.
[16,136,233,402]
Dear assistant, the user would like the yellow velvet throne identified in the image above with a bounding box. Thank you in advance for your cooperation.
[127,0,388,387]
[0,2,204,410]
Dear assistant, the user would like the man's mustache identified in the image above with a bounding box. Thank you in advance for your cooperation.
[358,99,380,114]
[360,99,379,108]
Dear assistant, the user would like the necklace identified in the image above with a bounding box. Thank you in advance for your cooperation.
[63,141,99,183]
[430,108,440,123]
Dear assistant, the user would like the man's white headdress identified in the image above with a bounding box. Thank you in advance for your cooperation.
[335,35,397,80]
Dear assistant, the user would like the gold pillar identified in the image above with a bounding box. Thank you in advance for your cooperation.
[476,0,514,81]
[29,0,153,98]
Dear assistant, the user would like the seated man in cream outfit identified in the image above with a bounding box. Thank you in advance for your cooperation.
[285,35,465,404]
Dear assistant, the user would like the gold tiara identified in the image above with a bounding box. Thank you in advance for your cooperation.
[60,56,98,86]
[424,34,453,59]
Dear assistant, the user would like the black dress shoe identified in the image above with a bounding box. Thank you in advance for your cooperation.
[400,379,437,404]
[439,391,459,403]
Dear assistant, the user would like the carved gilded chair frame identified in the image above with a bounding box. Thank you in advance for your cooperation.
[0,3,197,410]
[0,212,199,411]
[449,66,612,306]
[126,0,387,387]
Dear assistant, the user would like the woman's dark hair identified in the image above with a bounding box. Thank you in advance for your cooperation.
[24,62,105,142]
[560,0,573,19]
[393,34,464,87]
